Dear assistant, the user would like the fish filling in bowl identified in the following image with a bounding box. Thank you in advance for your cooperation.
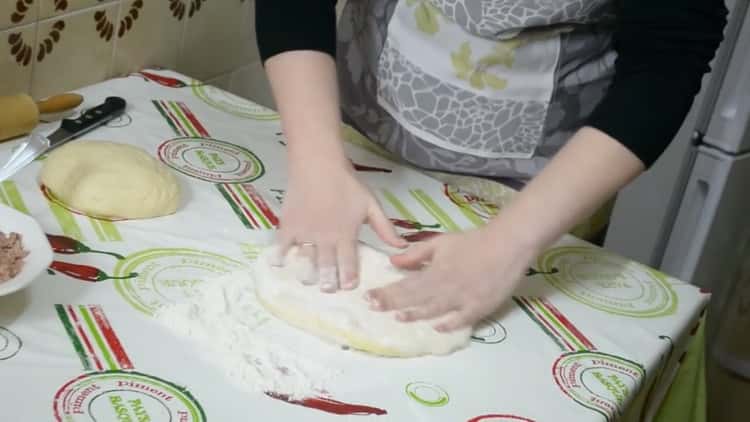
[0,231,28,282]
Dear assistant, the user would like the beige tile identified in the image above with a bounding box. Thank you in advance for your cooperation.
[111,0,184,76]
[177,0,256,81]
[39,0,118,19]
[206,72,232,91]
[225,60,275,109]
[0,0,39,31]
[0,23,37,96]
[31,4,117,98]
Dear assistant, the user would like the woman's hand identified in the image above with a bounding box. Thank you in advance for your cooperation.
[277,160,406,292]
[263,50,407,291]
[364,127,646,332]
[364,225,537,332]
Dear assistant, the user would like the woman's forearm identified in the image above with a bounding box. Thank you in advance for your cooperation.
[265,50,349,172]
[488,127,645,252]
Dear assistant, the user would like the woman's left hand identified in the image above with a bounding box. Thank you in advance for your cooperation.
[364,226,538,332]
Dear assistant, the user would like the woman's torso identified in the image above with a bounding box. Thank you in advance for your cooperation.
[336,0,617,182]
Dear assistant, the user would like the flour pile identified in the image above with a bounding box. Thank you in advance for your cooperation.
[154,270,340,399]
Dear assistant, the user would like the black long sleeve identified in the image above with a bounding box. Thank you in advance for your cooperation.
[255,0,338,62]
[255,0,728,167]
[585,0,727,166]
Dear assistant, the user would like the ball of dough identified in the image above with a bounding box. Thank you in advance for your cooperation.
[254,244,472,357]
[40,141,180,219]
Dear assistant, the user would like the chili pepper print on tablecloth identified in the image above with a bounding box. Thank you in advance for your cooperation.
[265,392,387,416]
[136,71,199,88]
[526,267,559,277]
[276,132,287,146]
[47,234,125,260]
[351,160,392,173]
[468,415,536,422]
[49,261,138,283]
[401,231,443,242]
[389,218,441,230]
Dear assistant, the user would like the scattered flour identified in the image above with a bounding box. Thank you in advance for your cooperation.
[154,270,340,400]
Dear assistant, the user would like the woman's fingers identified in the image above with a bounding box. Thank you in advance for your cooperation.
[368,201,408,248]
[396,299,459,322]
[365,275,433,311]
[316,241,339,293]
[434,309,480,333]
[390,241,435,270]
[271,230,296,267]
[278,228,361,292]
[296,240,318,285]
[337,240,360,290]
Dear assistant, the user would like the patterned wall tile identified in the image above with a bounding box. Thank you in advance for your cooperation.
[39,0,117,19]
[177,0,256,81]
[31,3,117,98]
[0,23,37,95]
[1,0,39,31]
[3,0,267,105]
[112,0,185,75]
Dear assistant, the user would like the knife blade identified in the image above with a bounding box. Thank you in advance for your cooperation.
[0,97,126,182]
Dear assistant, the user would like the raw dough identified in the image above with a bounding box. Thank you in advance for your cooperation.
[254,244,472,357]
[40,141,180,219]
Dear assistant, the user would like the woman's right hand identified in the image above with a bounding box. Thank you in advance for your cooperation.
[261,49,404,291]
[276,159,406,293]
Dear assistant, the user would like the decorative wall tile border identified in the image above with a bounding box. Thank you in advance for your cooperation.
[4,0,259,103]
[10,0,36,25]
[116,0,142,38]
[169,0,205,20]
[36,19,64,61]
[8,30,34,66]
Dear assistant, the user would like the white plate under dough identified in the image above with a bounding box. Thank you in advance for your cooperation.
[254,244,472,358]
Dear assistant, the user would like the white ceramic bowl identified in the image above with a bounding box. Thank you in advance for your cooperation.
[0,204,53,296]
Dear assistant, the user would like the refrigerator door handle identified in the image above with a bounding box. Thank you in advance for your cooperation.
[660,150,726,282]
[704,0,750,152]
[682,179,710,245]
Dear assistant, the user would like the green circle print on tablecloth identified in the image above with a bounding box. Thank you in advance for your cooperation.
[53,370,206,422]
[553,351,645,422]
[538,246,678,318]
[0,327,22,360]
[157,137,265,183]
[192,83,280,120]
[405,382,450,407]
[113,248,247,316]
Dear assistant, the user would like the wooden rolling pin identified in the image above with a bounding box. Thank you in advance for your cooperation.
[0,93,83,142]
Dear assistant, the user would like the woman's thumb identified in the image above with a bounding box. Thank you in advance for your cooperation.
[367,203,408,249]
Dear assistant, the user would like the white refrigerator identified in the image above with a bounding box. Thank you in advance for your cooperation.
[605,0,750,378]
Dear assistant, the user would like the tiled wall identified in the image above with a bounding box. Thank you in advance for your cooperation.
[0,0,277,107]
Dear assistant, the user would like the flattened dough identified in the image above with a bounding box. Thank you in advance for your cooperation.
[40,141,180,219]
[254,244,471,357]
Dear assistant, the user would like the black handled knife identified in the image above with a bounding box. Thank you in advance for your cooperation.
[0,97,127,182]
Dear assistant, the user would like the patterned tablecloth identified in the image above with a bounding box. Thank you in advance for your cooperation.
[0,70,707,422]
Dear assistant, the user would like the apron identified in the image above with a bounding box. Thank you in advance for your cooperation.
[337,0,617,182]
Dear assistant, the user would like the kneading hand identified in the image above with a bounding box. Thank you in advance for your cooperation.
[276,161,406,292]
[364,226,536,332]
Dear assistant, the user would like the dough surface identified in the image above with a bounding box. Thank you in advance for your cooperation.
[40,141,180,220]
[254,244,472,357]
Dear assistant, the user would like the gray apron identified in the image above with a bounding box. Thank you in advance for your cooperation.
[337,0,617,184]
